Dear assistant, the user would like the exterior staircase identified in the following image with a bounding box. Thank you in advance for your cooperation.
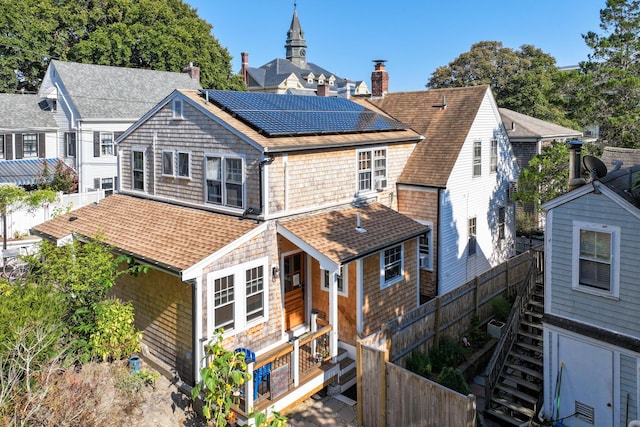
[484,248,545,426]
[330,347,356,394]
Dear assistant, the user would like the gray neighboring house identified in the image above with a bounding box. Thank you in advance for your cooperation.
[37,60,201,193]
[0,93,60,186]
[240,5,369,97]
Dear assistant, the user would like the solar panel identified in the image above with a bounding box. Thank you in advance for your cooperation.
[200,90,406,137]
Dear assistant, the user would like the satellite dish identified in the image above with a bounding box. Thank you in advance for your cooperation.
[583,155,608,180]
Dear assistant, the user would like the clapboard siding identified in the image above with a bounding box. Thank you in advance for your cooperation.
[620,353,638,423]
[438,91,516,295]
[549,192,640,337]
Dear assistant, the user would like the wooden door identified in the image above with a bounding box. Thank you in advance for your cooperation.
[283,252,305,330]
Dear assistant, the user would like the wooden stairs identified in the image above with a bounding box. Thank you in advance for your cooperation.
[485,282,544,426]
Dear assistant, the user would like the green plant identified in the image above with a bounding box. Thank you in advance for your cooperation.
[437,367,470,395]
[251,409,288,427]
[429,336,466,374]
[469,315,488,346]
[89,298,142,362]
[491,296,511,323]
[191,329,252,427]
[116,367,160,393]
[406,350,432,377]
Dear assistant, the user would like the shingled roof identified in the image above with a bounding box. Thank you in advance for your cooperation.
[31,195,261,273]
[278,203,428,265]
[499,108,582,141]
[365,86,490,187]
[39,60,201,119]
[0,94,57,130]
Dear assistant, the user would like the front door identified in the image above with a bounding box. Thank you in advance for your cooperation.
[283,252,305,330]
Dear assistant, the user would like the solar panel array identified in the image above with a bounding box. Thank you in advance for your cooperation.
[201,90,407,137]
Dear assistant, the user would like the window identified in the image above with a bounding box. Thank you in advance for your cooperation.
[206,155,244,209]
[245,266,264,322]
[473,140,482,176]
[381,245,403,289]
[172,99,183,119]
[0,135,4,159]
[101,177,114,196]
[132,150,145,191]
[358,148,387,192]
[490,138,498,173]
[214,274,235,330]
[100,133,114,156]
[23,134,37,158]
[177,151,190,178]
[419,229,433,270]
[162,151,174,176]
[573,222,619,295]
[468,217,477,256]
[321,265,347,296]
[65,132,76,157]
[208,257,268,336]
[498,207,505,240]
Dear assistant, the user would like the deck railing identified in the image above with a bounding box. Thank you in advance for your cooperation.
[232,320,333,414]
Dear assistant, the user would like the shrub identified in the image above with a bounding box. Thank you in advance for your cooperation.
[469,315,488,346]
[406,350,432,377]
[89,298,142,361]
[491,296,511,322]
[429,336,466,373]
[437,367,470,395]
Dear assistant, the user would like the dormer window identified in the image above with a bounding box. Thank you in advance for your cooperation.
[328,76,336,86]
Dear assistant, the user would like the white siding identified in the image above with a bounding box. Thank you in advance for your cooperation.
[438,91,518,294]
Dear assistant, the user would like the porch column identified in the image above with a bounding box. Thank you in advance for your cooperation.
[329,269,339,359]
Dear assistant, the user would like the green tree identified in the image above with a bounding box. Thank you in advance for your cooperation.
[576,0,640,148]
[0,0,244,92]
[427,41,575,127]
[0,184,56,250]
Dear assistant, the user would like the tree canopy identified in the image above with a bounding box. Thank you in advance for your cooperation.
[427,41,576,127]
[0,0,245,93]
[573,0,640,148]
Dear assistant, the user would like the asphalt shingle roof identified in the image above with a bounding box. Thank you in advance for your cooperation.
[32,194,261,272]
[48,60,201,119]
[279,203,428,265]
[365,86,489,187]
[499,108,582,140]
[0,94,57,130]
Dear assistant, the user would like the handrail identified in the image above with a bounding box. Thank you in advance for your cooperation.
[484,251,539,411]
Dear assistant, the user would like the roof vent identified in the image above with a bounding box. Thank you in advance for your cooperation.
[356,213,366,233]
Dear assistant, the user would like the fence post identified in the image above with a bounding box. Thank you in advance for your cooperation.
[473,277,480,316]
[434,297,442,346]
[506,258,511,298]
[292,338,300,387]
[381,325,391,427]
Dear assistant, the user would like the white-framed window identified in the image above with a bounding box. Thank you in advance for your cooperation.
[205,155,244,209]
[100,132,114,156]
[419,230,433,271]
[490,138,498,173]
[177,151,191,178]
[321,265,348,297]
[572,221,620,297]
[101,177,114,196]
[468,217,477,257]
[172,99,183,119]
[132,150,145,191]
[65,132,76,157]
[357,148,387,192]
[498,207,505,240]
[0,135,4,159]
[380,244,403,289]
[473,140,482,177]
[207,257,269,336]
[162,151,174,176]
[23,133,38,158]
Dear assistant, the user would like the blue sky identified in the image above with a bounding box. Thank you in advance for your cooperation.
[185,0,606,92]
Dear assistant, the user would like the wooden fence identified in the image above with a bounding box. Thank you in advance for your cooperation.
[356,251,535,427]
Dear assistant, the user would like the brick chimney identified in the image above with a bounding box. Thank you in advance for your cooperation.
[241,52,249,85]
[371,60,388,98]
[317,83,330,97]
[568,140,586,190]
[183,62,200,83]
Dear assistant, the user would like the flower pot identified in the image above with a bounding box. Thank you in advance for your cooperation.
[487,319,505,339]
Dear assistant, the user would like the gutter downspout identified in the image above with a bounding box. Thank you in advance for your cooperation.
[259,154,274,216]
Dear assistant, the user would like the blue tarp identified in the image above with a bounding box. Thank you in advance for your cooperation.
[0,158,60,186]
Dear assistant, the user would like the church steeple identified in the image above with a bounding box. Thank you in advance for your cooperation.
[285,2,307,69]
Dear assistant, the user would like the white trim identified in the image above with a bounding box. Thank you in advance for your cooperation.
[204,152,246,210]
[542,183,594,212]
[206,256,269,338]
[380,243,404,289]
[321,264,348,297]
[161,150,175,177]
[356,258,363,336]
[181,223,267,281]
[194,275,203,383]
[544,210,553,314]
[172,99,183,119]
[571,220,620,298]
[131,147,146,193]
[277,224,338,271]
[356,146,387,195]
[177,150,192,179]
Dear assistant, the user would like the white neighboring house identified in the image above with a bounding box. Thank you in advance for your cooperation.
[37,60,201,193]
[0,93,59,185]
[542,146,640,426]
[366,85,519,297]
